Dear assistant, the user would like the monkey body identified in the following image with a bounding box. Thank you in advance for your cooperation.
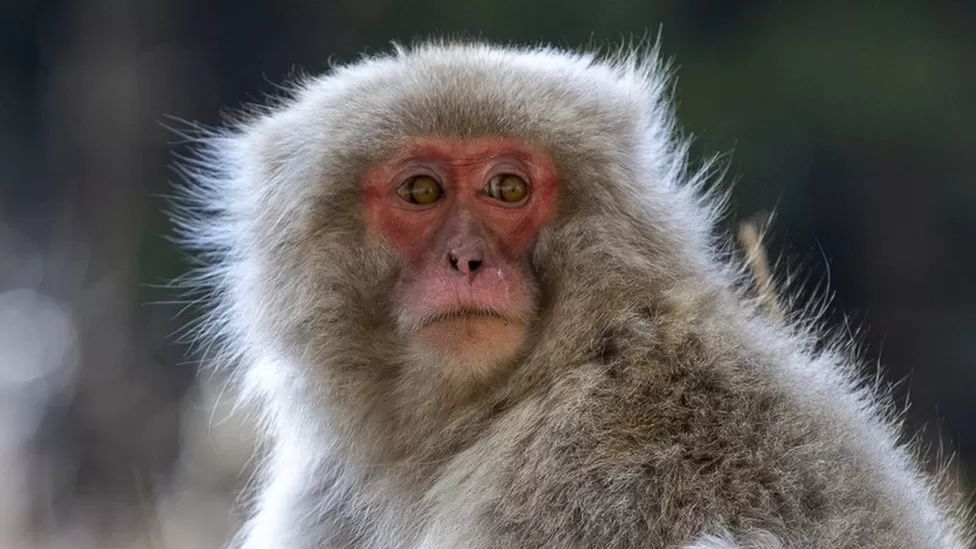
[174,42,971,548]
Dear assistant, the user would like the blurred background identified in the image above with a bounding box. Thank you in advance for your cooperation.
[0,0,974,547]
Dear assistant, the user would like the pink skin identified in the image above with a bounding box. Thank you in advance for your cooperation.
[362,137,558,349]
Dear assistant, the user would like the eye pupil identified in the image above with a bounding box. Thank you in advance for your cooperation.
[398,176,443,205]
[486,174,528,204]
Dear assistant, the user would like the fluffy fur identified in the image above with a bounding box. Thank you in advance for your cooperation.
[171,41,972,549]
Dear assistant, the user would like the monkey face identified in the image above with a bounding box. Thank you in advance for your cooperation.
[361,136,559,376]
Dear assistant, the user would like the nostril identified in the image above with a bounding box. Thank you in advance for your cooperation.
[448,251,483,275]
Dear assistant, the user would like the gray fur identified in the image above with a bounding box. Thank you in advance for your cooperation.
[171,41,973,549]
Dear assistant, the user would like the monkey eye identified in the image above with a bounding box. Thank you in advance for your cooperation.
[397,175,444,206]
[484,174,528,204]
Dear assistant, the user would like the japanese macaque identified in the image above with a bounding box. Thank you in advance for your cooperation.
[172,41,972,549]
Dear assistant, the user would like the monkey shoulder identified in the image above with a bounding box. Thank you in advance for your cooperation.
[475,308,926,547]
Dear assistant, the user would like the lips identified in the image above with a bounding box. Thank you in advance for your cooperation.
[420,306,513,328]
[397,289,529,334]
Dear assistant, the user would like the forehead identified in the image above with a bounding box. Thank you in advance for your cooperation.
[295,45,649,168]
[383,136,539,165]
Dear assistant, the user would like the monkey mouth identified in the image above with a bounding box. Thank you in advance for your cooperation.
[426,307,508,324]
[415,307,518,330]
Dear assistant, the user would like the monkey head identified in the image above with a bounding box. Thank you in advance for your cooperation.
[181,42,712,417]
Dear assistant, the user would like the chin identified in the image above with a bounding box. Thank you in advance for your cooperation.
[411,316,528,386]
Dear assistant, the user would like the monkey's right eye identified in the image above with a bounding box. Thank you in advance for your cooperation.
[396,176,444,206]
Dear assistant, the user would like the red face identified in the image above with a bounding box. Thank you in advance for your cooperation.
[362,137,558,369]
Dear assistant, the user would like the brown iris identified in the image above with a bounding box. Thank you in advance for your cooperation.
[397,175,443,205]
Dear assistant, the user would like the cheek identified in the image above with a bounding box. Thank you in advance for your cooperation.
[483,189,558,258]
[364,203,438,262]
[500,217,545,258]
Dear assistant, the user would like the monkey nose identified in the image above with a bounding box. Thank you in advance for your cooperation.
[448,249,483,276]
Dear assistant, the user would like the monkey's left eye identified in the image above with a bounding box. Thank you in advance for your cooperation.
[397,175,444,206]
[484,174,529,204]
